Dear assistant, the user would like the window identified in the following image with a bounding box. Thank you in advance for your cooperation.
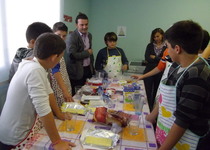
[0,11,4,68]
[0,0,61,82]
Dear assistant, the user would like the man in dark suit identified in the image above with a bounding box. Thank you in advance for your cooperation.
[65,13,95,95]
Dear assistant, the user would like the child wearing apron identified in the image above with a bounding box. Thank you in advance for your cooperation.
[146,20,210,150]
[156,57,208,150]
[95,32,128,78]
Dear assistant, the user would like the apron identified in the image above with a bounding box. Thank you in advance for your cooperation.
[156,57,208,150]
[50,57,72,107]
[155,61,172,101]
[12,116,42,150]
[104,48,122,78]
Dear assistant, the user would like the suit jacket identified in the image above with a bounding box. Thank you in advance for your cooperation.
[65,29,95,80]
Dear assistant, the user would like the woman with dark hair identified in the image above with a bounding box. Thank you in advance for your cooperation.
[143,28,167,111]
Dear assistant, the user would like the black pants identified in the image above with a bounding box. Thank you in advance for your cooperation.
[143,72,162,111]
[0,141,15,150]
[70,66,92,96]
[196,132,210,150]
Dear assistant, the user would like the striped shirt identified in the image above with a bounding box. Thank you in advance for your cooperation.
[166,59,210,136]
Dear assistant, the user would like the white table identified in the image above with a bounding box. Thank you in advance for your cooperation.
[23,80,157,150]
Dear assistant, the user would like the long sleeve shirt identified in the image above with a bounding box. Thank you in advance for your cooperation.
[95,47,128,71]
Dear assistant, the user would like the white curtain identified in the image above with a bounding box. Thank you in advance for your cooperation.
[0,0,61,82]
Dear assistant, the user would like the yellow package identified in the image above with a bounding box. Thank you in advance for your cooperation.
[85,136,113,147]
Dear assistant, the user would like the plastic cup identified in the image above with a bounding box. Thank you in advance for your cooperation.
[132,93,144,115]
[65,113,77,131]
[128,116,140,135]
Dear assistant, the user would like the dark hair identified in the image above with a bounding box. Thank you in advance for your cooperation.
[201,30,210,51]
[165,20,203,54]
[53,22,68,32]
[26,22,52,43]
[75,13,88,24]
[104,32,118,44]
[34,33,66,59]
[150,28,164,43]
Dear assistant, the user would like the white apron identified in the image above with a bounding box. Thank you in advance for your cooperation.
[104,48,122,78]
[155,61,172,101]
[156,57,207,150]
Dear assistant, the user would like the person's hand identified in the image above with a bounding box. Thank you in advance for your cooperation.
[64,112,73,120]
[145,113,156,124]
[131,74,144,80]
[88,49,93,55]
[150,55,156,59]
[122,64,128,71]
[56,112,65,121]
[63,91,74,102]
[56,112,73,121]
[53,140,76,150]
